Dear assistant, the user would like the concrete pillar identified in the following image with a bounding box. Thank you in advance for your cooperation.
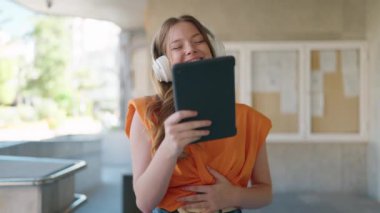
[366,0,380,201]
[118,28,147,128]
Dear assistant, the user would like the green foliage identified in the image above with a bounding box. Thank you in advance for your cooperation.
[1,15,107,132]
[20,16,81,122]
[35,98,66,128]
[0,59,17,105]
[0,59,15,81]
[25,16,71,101]
[53,86,78,116]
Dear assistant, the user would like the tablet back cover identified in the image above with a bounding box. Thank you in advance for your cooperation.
[172,56,236,143]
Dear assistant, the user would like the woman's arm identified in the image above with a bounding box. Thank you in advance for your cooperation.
[231,143,272,209]
[130,113,177,212]
[179,143,272,212]
[130,111,211,212]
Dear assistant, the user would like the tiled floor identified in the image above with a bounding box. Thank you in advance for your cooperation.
[76,131,380,213]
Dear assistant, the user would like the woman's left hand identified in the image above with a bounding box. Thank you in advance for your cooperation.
[177,167,238,213]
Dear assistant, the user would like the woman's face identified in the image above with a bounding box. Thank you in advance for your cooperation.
[165,21,212,66]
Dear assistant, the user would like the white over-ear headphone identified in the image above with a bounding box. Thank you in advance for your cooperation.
[152,34,226,83]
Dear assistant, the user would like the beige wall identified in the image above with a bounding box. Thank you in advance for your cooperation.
[268,142,367,194]
[366,0,380,201]
[145,0,366,41]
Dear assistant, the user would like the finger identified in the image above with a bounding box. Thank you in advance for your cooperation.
[177,129,210,139]
[182,185,210,193]
[174,130,209,145]
[165,111,197,125]
[174,120,212,132]
[207,167,228,183]
[177,194,207,203]
[181,137,202,145]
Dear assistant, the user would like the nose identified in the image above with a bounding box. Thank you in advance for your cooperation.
[184,42,196,55]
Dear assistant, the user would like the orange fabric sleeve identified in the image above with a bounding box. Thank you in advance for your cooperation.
[124,96,154,138]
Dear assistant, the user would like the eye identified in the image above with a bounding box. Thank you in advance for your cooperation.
[194,39,205,44]
[171,45,182,50]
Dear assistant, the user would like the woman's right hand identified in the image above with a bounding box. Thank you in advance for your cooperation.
[162,110,212,157]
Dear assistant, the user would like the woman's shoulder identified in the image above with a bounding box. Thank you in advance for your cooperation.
[235,102,271,122]
[236,102,251,110]
[235,102,260,114]
[129,95,157,106]
[125,95,157,137]
[127,95,157,122]
[129,95,157,103]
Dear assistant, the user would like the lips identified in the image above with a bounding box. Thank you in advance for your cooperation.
[186,57,204,62]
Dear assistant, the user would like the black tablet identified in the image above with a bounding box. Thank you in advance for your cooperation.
[172,56,237,143]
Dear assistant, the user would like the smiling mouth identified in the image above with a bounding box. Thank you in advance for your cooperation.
[187,57,204,62]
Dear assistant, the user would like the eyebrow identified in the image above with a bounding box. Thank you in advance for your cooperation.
[169,33,203,45]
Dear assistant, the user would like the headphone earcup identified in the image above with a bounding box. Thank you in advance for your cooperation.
[152,55,172,82]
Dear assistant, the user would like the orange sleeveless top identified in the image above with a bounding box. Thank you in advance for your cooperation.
[125,96,272,211]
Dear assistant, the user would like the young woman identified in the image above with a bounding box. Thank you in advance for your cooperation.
[125,15,272,213]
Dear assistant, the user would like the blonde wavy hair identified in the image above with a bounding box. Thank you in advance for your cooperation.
[146,15,216,154]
